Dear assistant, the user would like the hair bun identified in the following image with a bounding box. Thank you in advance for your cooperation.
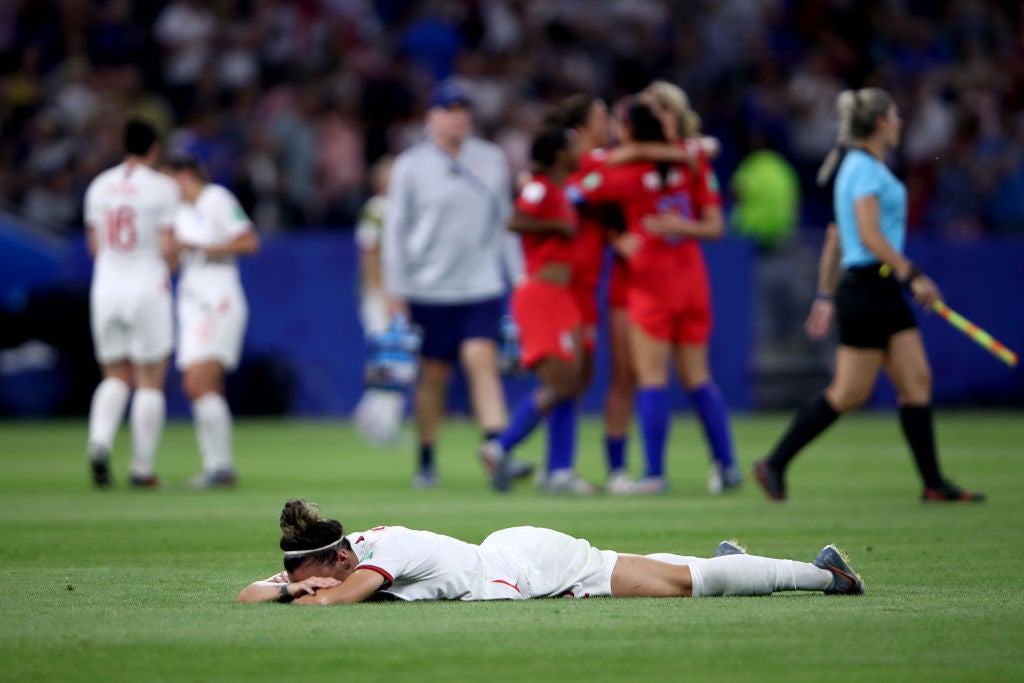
[279,498,321,542]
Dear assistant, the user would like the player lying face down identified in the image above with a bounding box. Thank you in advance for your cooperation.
[237,499,864,605]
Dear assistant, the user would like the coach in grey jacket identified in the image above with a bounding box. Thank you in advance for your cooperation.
[383,80,528,489]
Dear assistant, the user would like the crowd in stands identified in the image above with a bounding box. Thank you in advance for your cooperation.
[1,0,1022,237]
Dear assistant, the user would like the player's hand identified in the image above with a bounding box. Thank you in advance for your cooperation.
[387,296,409,318]
[515,170,533,192]
[287,577,341,598]
[805,299,835,339]
[642,213,697,237]
[266,572,290,584]
[910,275,942,308]
[613,233,642,259]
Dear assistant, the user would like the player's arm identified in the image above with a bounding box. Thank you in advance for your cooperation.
[160,226,180,271]
[199,229,261,259]
[606,142,693,167]
[853,194,940,306]
[236,574,342,604]
[507,210,574,237]
[86,223,99,258]
[642,204,724,241]
[293,568,386,606]
[805,224,840,339]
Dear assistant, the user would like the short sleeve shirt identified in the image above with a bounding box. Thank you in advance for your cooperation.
[834,149,907,268]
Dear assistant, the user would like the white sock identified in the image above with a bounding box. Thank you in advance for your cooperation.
[688,554,833,597]
[87,378,130,456]
[646,553,705,565]
[193,393,233,473]
[130,388,165,477]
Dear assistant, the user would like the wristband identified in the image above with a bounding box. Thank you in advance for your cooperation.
[814,292,834,302]
[278,583,295,603]
[897,264,923,289]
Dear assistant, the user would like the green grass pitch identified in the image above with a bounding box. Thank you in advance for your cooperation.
[1,412,1022,682]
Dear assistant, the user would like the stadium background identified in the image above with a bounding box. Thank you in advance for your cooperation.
[1,0,1022,418]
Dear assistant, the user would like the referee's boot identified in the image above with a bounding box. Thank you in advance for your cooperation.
[752,460,786,501]
[922,479,985,503]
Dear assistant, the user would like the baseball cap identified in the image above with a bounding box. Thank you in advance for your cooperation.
[429,80,472,110]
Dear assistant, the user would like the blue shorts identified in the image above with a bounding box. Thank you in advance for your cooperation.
[408,296,504,363]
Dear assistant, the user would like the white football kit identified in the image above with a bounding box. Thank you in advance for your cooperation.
[345,525,618,601]
[174,184,252,371]
[85,161,180,364]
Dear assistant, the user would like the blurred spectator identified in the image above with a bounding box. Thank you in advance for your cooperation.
[0,0,1021,238]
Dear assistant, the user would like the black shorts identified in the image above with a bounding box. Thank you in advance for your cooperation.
[408,295,504,363]
[835,265,917,349]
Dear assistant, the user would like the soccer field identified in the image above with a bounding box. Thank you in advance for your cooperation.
[1,412,1022,682]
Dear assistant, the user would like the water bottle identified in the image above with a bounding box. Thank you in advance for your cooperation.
[364,314,421,391]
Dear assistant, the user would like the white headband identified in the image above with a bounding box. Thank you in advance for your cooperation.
[282,535,345,559]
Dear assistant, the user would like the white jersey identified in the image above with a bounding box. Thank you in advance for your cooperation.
[85,161,179,364]
[173,184,253,371]
[85,161,179,284]
[175,184,252,288]
[345,526,617,602]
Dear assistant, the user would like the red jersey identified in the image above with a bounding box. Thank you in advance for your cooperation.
[576,150,721,297]
[514,173,579,277]
[566,148,611,291]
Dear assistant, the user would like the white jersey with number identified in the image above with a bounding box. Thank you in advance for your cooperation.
[345,525,618,602]
[174,184,253,371]
[85,161,180,364]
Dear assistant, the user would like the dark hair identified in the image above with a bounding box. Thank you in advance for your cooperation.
[279,498,346,572]
[560,93,600,130]
[124,119,158,156]
[621,100,672,182]
[530,126,572,169]
[624,101,666,143]
[162,152,208,182]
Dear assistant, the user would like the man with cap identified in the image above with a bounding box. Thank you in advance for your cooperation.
[382,79,530,489]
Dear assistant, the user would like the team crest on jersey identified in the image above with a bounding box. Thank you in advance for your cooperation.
[706,169,720,192]
[582,172,602,190]
[521,180,547,204]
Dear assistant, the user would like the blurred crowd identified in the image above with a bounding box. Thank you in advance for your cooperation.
[1,0,1022,237]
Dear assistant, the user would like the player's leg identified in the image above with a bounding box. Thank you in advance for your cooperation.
[674,342,741,493]
[630,321,672,493]
[612,552,843,598]
[127,287,174,488]
[461,338,508,435]
[407,300,457,487]
[413,358,449,486]
[885,329,983,501]
[754,345,884,500]
[86,291,132,486]
[87,361,132,487]
[183,359,237,488]
[604,306,635,492]
[537,331,596,494]
[129,357,170,487]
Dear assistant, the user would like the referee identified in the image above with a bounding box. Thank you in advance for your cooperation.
[383,80,531,489]
[752,87,984,503]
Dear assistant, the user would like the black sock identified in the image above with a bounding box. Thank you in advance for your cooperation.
[766,392,840,471]
[419,443,434,472]
[899,405,944,489]
[483,431,501,443]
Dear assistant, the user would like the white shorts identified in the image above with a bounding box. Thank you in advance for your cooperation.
[176,284,248,371]
[90,279,173,365]
[479,527,617,600]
